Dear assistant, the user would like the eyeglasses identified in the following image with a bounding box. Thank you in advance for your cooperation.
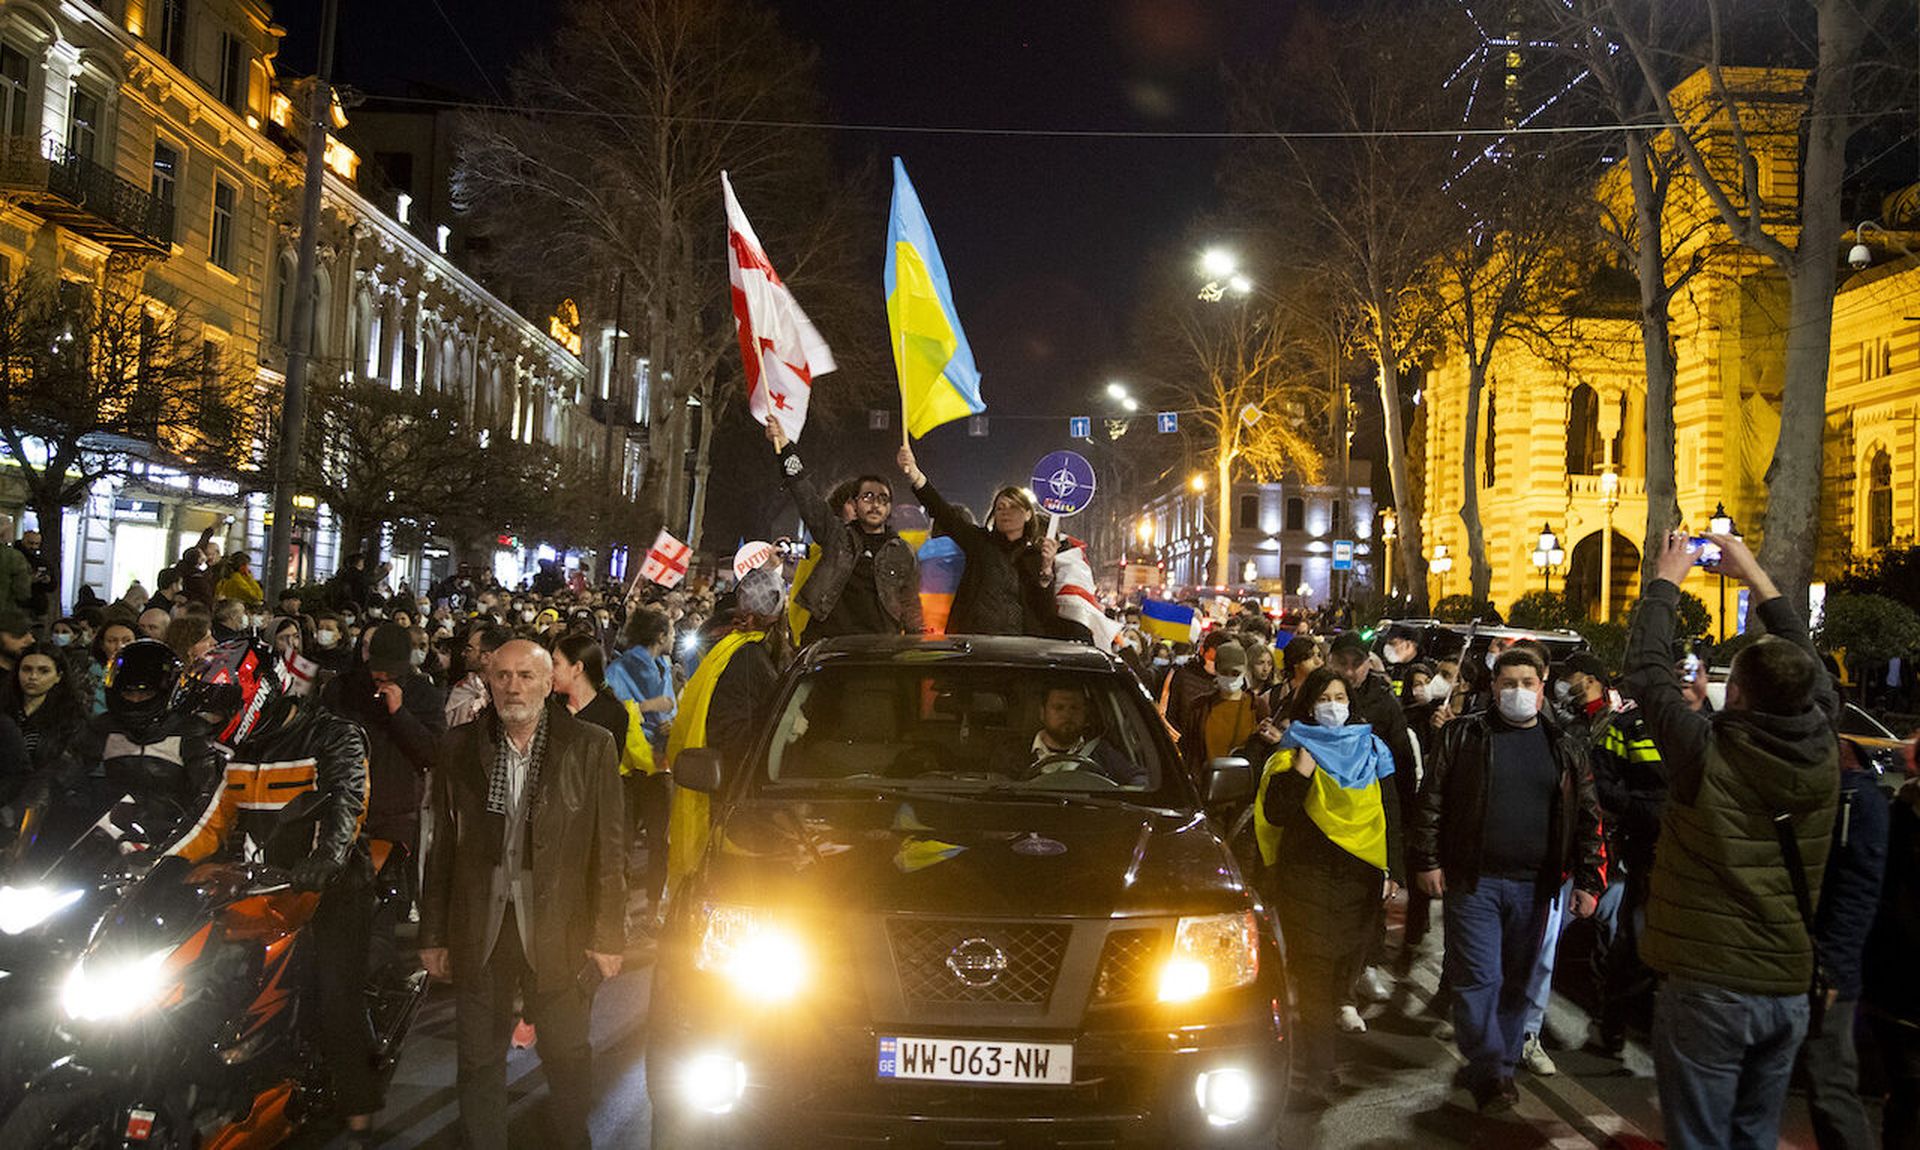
[855,491,892,505]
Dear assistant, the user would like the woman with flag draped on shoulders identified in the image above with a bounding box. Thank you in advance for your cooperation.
[1253,665,1403,1105]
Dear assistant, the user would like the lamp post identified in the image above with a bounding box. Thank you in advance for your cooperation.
[1381,509,1398,598]
[1599,467,1620,621]
[1531,523,1565,594]
[1709,501,1735,640]
[1430,544,1453,601]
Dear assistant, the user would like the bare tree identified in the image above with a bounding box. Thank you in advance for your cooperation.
[454,0,845,549]
[1571,0,1900,609]
[0,271,253,593]
[1230,3,1469,609]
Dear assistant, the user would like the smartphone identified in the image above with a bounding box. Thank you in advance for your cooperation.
[1681,654,1701,684]
[1690,536,1722,567]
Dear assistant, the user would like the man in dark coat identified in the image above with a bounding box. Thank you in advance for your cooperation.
[418,639,625,1150]
[322,623,445,855]
[1410,646,1604,1113]
[767,421,922,645]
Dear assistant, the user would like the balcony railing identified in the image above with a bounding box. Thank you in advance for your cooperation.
[0,136,175,254]
[1568,472,1646,501]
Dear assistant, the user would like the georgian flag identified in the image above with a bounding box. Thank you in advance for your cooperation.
[725,171,836,443]
[1053,543,1121,652]
[640,529,692,589]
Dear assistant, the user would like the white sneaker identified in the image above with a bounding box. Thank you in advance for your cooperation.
[1356,965,1391,1003]
[1337,1005,1368,1033]
[1521,1032,1557,1077]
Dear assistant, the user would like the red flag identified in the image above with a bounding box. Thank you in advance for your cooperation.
[724,171,835,442]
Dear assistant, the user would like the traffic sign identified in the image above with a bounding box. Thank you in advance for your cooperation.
[1031,449,1097,517]
[1332,539,1354,571]
[1157,411,1179,433]
[1068,415,1091,439]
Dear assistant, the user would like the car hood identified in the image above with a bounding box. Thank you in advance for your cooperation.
[697,793,1249,918]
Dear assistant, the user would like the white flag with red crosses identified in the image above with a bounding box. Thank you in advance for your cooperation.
[725,170,835,443]
[640,529,692,589]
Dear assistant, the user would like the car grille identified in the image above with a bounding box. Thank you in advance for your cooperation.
[1091,929,1162,1003]
[887,919,1069,1006]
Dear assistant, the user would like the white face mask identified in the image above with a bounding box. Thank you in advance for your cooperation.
[1422,675,1452,703]
[315,630,340,649]
[521,609,537,623]
[1216,674,1245,695]
[409,649,427,667]
[341,614,357,627]
[1552,679,1575,704]
[1497,687,1541,724]
[50,632,72,646]
[1384,643,1410,665]
[248,614,266,629]
[1313,701,1350,728]
[1485,651,1499,670]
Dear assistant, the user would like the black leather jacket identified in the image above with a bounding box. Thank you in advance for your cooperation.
[49,711,222,830]
[777,444,922,637]
[164,703,370,871]
[1409,707,1606,896]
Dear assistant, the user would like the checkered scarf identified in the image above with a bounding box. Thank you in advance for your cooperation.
[484,706,549,862]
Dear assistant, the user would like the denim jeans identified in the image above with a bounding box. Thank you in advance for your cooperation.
[1799,997,1876,1150]
[1444,875,1551,1087]
[1653,976,1809,1150]
[1522,877,1573,1037]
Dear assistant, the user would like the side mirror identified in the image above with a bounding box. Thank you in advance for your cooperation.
[1204,757,1254,805]
[674,748,727,795]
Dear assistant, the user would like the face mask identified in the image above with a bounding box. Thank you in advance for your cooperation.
[417,601,432,615]
[1552,679,1575,704]
[521,610,536,623]
[315,631,340,648]
[248,615,266,629]
[1497,687,1541,724]
[1384,644,1408,665]
[50,632,72,647]
[341,614,357,626]
[1152,657,1170,668]
[409,649,427,667]
[1313,701,1350,727]
[1216,674,1245,695]
[1485,651,1499,670]
[1422,675,1452,703]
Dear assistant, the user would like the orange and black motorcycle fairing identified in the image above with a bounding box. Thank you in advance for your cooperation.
[0,843,425,1150]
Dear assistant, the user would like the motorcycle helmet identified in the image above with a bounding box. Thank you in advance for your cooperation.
[104,639,184,738]
[173,638,296,745]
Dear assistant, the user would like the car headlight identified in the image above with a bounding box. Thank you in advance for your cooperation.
[695,904,810,1003]
[62,947,177,1022]
[1157,912,1260,1003]
[0,884,85,936]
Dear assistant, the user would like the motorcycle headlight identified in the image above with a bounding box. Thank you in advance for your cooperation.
[1157,912,1261,1004]
[0,884,86,936]
[694,904,810,1004]
[62,947,177,1022]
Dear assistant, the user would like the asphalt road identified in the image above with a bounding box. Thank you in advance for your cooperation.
[290,904,1858,1149]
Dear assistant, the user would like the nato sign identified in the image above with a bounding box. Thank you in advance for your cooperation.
[1032,450,1097,517]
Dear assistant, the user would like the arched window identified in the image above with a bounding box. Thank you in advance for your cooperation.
[272,252,294,346]
[1869,449,1894,550]
[309,267,331,356]
[1567,384,1601,475]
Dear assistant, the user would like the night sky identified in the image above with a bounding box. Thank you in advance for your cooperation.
[277,0,1298,541]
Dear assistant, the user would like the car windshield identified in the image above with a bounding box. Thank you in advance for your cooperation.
[754,663,1185,806]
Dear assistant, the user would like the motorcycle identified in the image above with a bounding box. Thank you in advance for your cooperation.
[0,791,183,1113]
[0,796,427,1150]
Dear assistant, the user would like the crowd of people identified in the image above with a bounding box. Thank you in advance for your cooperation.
[0,430,1914,1149]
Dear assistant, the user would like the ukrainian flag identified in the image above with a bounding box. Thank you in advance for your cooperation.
[886,158,985,438]
[1140,599,1197,645]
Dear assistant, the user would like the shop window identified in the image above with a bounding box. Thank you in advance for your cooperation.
[1285,498,1304,532]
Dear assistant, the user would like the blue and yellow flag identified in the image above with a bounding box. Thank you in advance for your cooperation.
[1139,598,1197,645]
[886,158,984,438]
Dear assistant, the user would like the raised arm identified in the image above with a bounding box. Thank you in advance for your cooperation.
[1621,532,1713,804]
[898,443,979,544]
[767,420,841,546]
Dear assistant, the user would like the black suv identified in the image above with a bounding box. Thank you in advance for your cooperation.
[648,636,1289,1149]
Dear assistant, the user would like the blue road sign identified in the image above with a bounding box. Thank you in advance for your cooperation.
[1032,450,1097,517]
[1157,411,1179,433]
[1068,415,1091,439]
[1332,540,1355,571]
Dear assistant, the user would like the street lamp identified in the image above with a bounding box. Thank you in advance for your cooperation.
[1381,509,1398,597]
[1197,248,1243,301]
[1190,473,1207,493]
[1709,501,1736,640]
[1531,523,1565,594]
[1599,466,1620,621]
[1430,543,1453,600]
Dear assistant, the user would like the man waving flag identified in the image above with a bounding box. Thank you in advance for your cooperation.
[886,158,984,439]
[725,171,835,442]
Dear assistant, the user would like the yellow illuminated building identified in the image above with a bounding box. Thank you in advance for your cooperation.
[1419,66,1908,634]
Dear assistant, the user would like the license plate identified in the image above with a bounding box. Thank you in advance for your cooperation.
[877,1036,1073,1084]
